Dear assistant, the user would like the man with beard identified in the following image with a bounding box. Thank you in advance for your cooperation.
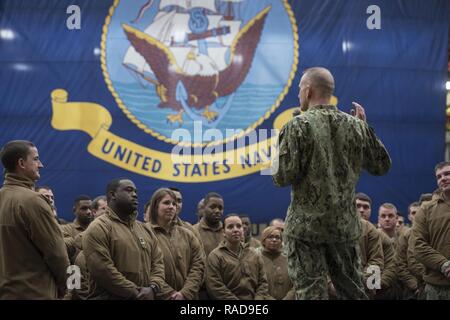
[239,214,261,249]
[61,195,94,239]
[61,195,94,263]
[193,193,224,300]
[83,178,165,299]
[193,192,225,258]
[168,187,201,241]
[0,140,69,299]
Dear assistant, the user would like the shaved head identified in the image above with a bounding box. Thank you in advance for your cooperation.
[298,67,335,111]
[302,67,335,98]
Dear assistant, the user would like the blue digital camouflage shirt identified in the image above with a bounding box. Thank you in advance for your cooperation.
[272,105,391,244]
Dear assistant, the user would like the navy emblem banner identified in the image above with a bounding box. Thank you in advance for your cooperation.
[0,0,448,223]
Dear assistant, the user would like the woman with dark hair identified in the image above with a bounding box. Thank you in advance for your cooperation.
[146,188,205,300]
[259,226,294,300]
[206,214,271,300]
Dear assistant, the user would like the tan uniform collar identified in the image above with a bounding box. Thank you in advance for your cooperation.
[148,221,173,234]
[4,173,35,190]
[435,191,446,203]
[199,217,223,232]
[105,206,136,226]
[172,216,183,227]
[72,219,87,231]
[218,240,247,257]
[262,247,282,258]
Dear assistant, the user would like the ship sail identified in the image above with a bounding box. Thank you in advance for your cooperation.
[122,4,271,126]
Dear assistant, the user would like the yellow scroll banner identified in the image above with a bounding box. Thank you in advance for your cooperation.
[51,89,280,183]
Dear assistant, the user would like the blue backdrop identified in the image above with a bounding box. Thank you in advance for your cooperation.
[0,0,448,224]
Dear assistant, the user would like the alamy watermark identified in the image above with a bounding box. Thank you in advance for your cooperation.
[170,121,280,176]
[366,265,381,290]
[66,265,81,290]
[66,5,81,30]
[366,5,381,30]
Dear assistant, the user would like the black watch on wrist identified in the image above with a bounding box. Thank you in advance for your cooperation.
[149,284,160,294]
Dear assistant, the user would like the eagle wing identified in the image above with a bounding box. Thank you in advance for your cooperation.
[216,6,271,97]
[122,24,183,86]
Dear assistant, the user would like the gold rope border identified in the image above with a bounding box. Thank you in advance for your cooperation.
[100,0,299,148]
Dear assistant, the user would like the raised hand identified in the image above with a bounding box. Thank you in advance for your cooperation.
[350,102,366,122]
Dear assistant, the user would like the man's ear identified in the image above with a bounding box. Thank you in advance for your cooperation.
[17,158,25,170]
[108,190,116,201]
[306,87,312,100]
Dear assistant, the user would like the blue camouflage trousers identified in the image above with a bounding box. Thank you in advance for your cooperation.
[286,237,368,300]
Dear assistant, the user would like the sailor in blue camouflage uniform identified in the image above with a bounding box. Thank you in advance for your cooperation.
[272,67,391,299]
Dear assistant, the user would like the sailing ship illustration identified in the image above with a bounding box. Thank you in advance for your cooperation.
[122,0,271,127]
